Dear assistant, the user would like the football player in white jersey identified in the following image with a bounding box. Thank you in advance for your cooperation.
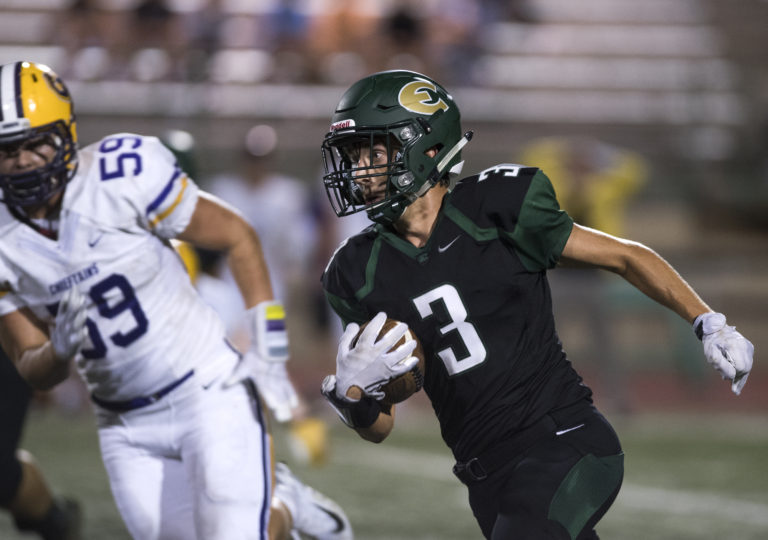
[0,61,352,540]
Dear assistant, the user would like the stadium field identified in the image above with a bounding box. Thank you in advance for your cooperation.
[2,404,766,539]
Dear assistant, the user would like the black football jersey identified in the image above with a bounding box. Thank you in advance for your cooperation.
[322,165,593,461]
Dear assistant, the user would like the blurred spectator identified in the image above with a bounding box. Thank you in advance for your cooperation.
[58,0,133,80]
[52,0,534,85]
[308,0,379,84]
[263,0,313,82]
[178,0,225,81]
[208,124,317,303]
[376,2,431,75]
[425,0,482,85]
[268,0,310,52]
[481,0,538,24]
[520,137,647,236]
[129,0,188,80]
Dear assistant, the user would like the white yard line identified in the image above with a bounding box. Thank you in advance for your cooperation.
[616,484,768,527]
[333,443,768,527]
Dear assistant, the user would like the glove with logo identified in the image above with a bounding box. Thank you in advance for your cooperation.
[333,312,419,401]
[51,287,89,361]
[694,312,754,395]
[227,300,299,422]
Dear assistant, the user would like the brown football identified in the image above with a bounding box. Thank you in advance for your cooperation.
[353,317,425,405]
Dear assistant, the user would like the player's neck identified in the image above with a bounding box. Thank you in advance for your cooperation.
[393,185,447,248]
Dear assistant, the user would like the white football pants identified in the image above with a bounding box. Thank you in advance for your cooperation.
[96,373,271,540]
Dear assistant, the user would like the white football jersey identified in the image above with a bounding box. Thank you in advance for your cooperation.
[0,133,236,401]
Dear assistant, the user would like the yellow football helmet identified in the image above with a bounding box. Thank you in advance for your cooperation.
[0,61,78,207]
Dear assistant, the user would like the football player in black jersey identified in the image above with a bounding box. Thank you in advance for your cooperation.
[318,70,755,539]
[0,348,82,539]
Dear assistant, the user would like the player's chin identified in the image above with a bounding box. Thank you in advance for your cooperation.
[364,194,384,205]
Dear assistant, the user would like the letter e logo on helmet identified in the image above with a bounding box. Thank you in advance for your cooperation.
[398,80,449,115]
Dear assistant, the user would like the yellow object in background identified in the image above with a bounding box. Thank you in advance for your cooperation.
[519,137,648,236]
[289,417,329,467]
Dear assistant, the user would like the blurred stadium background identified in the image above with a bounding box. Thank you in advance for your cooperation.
[1,0,766,538]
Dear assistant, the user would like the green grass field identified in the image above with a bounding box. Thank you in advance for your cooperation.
[2,405,767,539]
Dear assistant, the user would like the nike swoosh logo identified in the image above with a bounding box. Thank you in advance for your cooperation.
[314,503,347,533]
[88,233,104,247]
[437,236,460,253]
[555,423,585,436]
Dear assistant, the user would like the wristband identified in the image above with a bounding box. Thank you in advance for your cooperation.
[321,375,382,429]
[246,300,289,362]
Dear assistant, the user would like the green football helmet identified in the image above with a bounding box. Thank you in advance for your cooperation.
[322,70,471,224]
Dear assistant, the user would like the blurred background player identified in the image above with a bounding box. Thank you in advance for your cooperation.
[164,129,330,468]
[207,124,317,304]
[0,348,81,540]
[0,61,350,540]
[171,238,330,468]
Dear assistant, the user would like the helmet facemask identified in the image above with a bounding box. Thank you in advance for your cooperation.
[322,70,470,225]
[322,123,421,224]
[0,120,78,209]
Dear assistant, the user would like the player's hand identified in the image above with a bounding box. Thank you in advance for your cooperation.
[694,312,754,395]
[334,312,418,401]
[248,351,299,422]
[237,300,299,422]
[223,352,300,422]
[51,287,89,361]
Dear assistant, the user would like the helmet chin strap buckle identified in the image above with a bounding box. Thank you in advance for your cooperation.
[436,130,473,174]
[415,130,474,198]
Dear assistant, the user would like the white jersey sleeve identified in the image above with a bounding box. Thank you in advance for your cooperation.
[135,135,199,238]
[73,133,199,239]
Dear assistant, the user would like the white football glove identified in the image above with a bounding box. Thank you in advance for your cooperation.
[239,300,299,422]
[248,353,299,422]
[51,287,89,361]
[334,312,419,401]
[694,312,754,395]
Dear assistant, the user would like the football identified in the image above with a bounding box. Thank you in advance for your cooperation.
[354,317,425,405]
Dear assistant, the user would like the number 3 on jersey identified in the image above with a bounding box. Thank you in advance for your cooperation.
[413,284,487,375]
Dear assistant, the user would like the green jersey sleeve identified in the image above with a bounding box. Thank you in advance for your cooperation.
[322,234,375,327]
[507,169,574,271]
[448,166,573,273]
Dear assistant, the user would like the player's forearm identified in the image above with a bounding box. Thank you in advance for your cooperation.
[16,341,71,390]
[355,411,394,443]
[345,385,395,442]
[227,226,275,308]
[180,192,275,307]
[619,243,710,323]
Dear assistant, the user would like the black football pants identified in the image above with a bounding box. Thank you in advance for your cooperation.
[466,405,623,540]
[0,349,32,505]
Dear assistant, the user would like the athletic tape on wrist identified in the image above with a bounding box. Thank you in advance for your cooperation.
[248,300,289,362]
